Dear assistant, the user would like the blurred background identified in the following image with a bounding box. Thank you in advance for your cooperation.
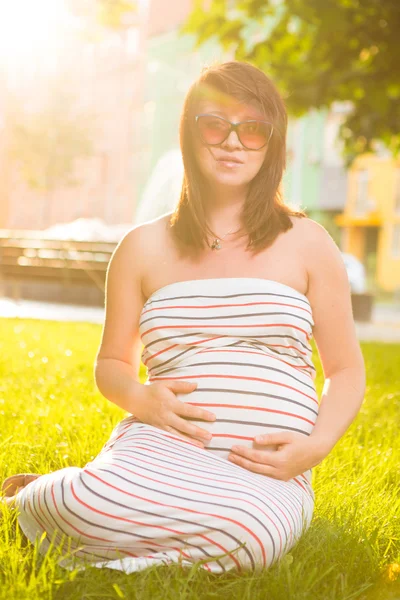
[0,0,399,337]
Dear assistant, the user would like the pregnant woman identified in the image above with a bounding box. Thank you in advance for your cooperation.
[2,61,366,574]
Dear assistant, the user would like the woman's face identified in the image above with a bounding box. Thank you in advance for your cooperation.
[192,97,270,190]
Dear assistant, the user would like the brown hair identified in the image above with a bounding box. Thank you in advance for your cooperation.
[168,60,308,256]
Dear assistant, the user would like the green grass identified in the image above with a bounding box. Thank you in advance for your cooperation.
[0,318,399,600]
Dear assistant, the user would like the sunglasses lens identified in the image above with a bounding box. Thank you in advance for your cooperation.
[238,121,272,149]
[196,116,272,149]
[196,115,230,145]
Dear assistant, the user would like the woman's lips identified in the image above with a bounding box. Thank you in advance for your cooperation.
[217,160,243,168]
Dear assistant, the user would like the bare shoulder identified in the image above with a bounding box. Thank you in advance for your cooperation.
[288,216,343,273]
[299,218,347,278]
[286,214,323,246]
[289,214,334,246]
[121,212,172,246]
[293,216,365,375]
[116,212,172,264]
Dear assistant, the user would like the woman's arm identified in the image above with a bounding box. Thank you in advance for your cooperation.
[95,357,147,414]
[303,219,366,457]
[309,366,365,456]
[94,226,148,414]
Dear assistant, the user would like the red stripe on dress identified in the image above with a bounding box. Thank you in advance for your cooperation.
[141,299,312,317]
[149,373,318,405]
[126,433,304,519]
[36,479,62,539]
[81,471,244,570]
[142,322,310,338]
[107,460,284,555]
[50,481,113,543]
[142,335,225,366]
[292,478,308,494]
[111,430,306,541]
[197,347,313,372]
[36,479,127,562]
[113,446,295,557]
[112,442,294,531]
[26,497,48,536]
[186,402,316,426]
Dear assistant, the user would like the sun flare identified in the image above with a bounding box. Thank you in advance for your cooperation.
[0,0,72,69]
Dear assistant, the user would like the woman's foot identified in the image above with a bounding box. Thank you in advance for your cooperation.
[3,495,18,507]
[1,473,42,507]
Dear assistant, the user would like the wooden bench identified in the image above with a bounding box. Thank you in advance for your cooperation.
[0,229,118,304]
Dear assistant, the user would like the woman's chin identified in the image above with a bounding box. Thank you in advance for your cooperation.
[208,173,248,186]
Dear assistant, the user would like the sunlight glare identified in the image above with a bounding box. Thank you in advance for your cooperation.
[0,0,72,68]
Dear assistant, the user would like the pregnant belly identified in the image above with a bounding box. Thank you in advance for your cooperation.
[150,350,319,460]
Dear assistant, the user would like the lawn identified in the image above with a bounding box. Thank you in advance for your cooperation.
[0,318,399,600]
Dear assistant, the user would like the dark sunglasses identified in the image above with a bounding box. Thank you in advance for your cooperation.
[194,113,274,150]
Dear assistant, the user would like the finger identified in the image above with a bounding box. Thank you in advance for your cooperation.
[167,380,198,393]
[254,432,295,445]
[178,402,216,422]
[163,425,205,448]
[169,415,213,442]
[228,454,282,479]
[231,446,280,465]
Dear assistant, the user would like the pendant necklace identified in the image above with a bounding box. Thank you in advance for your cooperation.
[208,224,243,250]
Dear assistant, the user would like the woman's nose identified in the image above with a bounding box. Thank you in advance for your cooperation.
[222,129,242,148]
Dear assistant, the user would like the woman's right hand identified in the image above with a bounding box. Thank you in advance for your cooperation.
[133,380,216,447]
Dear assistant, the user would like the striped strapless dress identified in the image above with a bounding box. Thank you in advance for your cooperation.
[14,278,319,574]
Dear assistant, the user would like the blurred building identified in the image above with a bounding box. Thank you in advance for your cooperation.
[0,0,350,243]
[335,154,400,292]
[0,0,151,229]
[284,104,349,228]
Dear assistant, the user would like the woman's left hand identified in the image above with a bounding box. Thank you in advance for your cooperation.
[227,432,326,481]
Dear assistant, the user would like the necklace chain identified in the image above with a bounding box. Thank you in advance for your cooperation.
[208,223,242,251]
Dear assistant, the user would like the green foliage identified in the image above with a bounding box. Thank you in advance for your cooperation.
[7,81,95,194]
[181,0,400,164]
[96,0,138,30]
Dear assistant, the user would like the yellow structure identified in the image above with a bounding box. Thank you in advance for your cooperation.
[335,154,400,292]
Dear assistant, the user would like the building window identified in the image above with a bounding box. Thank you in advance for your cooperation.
[392,224,400,259]
[395,168,400,214]
[355,169,369,215]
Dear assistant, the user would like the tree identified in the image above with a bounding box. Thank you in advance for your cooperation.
[182,0,400,164]
[7,79,96,225]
